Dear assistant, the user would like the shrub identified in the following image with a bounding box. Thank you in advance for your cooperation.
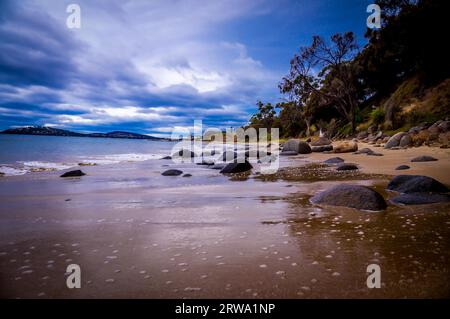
[370,107,385,126]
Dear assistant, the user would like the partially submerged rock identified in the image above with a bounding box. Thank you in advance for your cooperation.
[395,165,410,170]
[310,184,387,211]
[182,174,192,178]
[220,161,253,174]
[387,175,449,194]
[161,169,183,176]
[60,170,86,178]
[411,155,438,162]
[160,156,172,160]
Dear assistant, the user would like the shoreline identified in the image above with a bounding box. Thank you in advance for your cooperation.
[0,142,449,298]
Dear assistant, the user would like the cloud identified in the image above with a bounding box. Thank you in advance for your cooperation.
[0,0,283,133]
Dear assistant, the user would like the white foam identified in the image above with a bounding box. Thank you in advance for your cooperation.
[79,153,164,165]
[22,161,76,171]
[0,166,28,176]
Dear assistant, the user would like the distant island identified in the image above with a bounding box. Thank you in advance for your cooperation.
[0,126,172,141]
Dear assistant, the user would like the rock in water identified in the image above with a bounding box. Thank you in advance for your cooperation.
[161,169,183,176]
[220,161,253,174]
[390,193,450,205]
[336,164,359,171]
[411,155,438,162]
[310,137,331,146]
[324,157,344,164]
[161,156,172,160]
[395,165,410,170]
[384,132,407,149]
[60,170,86,178]
[311,145,333,152]
[282,139,311,154]
[310,185,387,211]
[182,174,192,178]
[333,141,358,153]
[387,175,449,193]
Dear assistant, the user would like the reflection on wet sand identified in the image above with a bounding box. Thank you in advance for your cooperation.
[0,151,449,298]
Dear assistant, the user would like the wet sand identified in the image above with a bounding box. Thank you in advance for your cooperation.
[0,145,449,298]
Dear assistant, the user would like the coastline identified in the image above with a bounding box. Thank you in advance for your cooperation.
[0,143,449,298]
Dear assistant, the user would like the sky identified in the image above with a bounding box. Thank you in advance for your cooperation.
[0,0,374,137]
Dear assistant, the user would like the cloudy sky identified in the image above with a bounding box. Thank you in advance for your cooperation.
[0,0,372,137]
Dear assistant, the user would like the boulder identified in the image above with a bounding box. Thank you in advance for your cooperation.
[310,185,387,211]
[220,161,253,174]
[333,141,358,153]
[367,152,383,156]
[161,169,183,176]
[182,174,192,178]
[311,137,332,146]
[324,157,344,164]
[60,170,86,178]
[395,165,410,170]
[384,132,407,149]
[438,120,450,132]
[311,145,333,152]
[336,164,359,171]
[387,175,449,194]
[282,139,311,154]
[356,131,369,140]
[390,193,450,205]
[411,155,438,162]
[399,134,412,147]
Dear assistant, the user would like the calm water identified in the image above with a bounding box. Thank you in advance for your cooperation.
[0,134,176,176]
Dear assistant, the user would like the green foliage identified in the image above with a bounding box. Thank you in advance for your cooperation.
[370,107,385,125]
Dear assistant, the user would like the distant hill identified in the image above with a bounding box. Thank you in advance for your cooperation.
[1,126,170,141]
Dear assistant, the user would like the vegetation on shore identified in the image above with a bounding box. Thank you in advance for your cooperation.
[248,0,449,139]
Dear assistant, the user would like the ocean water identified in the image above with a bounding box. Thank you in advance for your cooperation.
[0,134,178,176]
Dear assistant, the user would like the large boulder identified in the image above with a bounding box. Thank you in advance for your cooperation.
[333,141,358,153]
[283,139,311,154]
[60,170,86,178]
[387,175,449,194]
[310,185,387,211]
[311,137,332,146]
[220,161,253,174]
[311,145,333,152]
[384,132,407,149]
[162,169,183,176]
[411,155,438,162]
[390,193,450,205]
[399,134,412,147]
[438,121,450,132]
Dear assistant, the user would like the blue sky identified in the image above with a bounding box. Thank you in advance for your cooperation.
[0,0,373,137]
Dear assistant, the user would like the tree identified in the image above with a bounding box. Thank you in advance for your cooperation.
[280,32,361,133]
[250,101,276,129]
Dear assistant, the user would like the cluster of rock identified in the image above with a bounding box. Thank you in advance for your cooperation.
[310,174,450,210]
[357,119,450,149]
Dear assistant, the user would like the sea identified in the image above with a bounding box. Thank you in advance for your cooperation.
[0,134,178,176]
